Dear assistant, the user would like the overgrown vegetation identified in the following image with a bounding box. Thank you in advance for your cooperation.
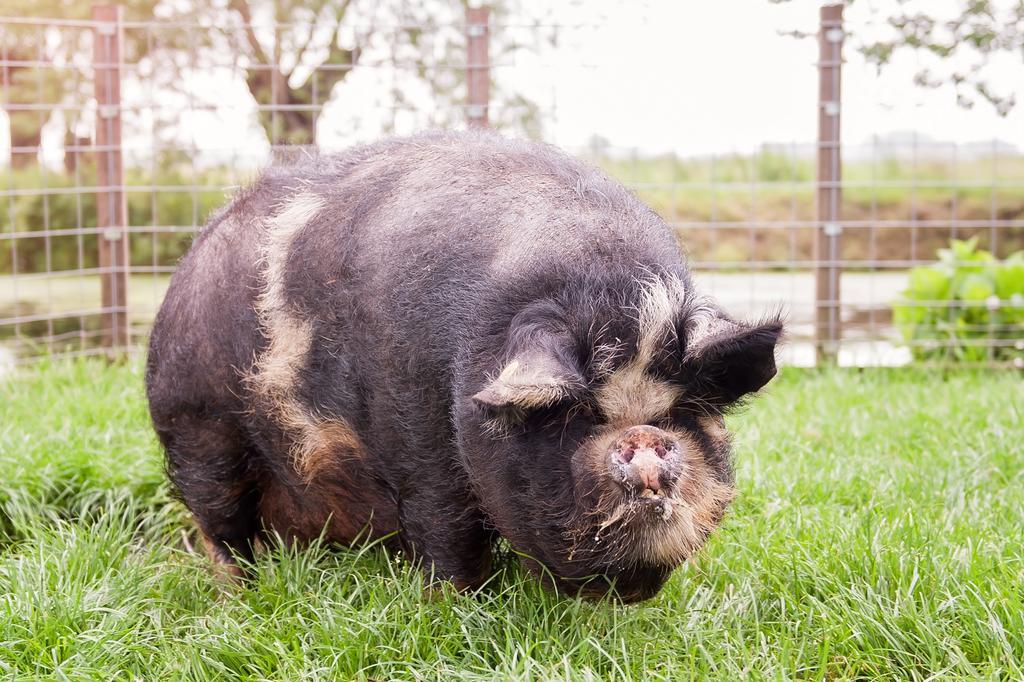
[1,361,1021,679]
[894,237,1024,363]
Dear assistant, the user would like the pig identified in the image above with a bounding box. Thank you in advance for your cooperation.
[145,130,782,602]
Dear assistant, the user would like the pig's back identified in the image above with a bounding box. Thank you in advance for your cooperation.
[151,130,683,419]
[254,130,682,339]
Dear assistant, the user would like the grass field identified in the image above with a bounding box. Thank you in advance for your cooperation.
[1,361,1022,679]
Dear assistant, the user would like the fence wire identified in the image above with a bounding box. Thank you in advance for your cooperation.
[1,5,1022,370]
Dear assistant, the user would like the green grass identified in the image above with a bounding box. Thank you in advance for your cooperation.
[1,361,1022,680]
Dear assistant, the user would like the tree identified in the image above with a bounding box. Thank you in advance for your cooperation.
[2,0,565,166]
[0,40,55,169]
[0,0,158,168]
[772,0,1024,115]
[190,0,560,145]
[215,0,359,146]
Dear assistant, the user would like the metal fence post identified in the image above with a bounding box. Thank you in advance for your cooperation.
[92,4,129,354]
[465,6,490,128]
[815,3,843,363]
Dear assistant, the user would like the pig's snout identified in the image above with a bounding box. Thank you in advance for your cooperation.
[609,425,682,494]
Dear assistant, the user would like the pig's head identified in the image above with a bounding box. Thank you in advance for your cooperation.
[458,272,782,602]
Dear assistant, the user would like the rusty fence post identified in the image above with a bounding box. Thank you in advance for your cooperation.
[92,4,129,354]
[465,6,490,128]
[815,3,843,363]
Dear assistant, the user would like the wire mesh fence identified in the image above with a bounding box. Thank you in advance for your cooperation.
[1,3,1022,370]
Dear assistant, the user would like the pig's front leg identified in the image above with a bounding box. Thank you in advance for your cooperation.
[397,481,494,592]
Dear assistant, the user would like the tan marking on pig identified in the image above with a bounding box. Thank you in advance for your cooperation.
[634,274,686,361]
[259,192,326,304]
[596,366,680,425]
[698,415,731,449]
[245,192,365,481]
[595,274,686,425]
[589,337,625,379]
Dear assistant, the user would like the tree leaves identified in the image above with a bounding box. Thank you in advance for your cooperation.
[771,0,1024,116]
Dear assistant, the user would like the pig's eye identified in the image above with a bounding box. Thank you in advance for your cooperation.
[540,397,597,423]
[527,399,602,435]
[490,394,584,426]
[573,401,602,425]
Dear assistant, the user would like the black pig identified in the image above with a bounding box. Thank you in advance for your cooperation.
[146,130,781,602]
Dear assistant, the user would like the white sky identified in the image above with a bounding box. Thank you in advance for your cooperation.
[8,0,1024,168]
[516,0,1024,156]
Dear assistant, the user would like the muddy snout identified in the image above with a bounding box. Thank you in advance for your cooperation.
[609,425,684,495]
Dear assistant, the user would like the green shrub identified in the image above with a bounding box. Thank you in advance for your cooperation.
[894,237,1024,363]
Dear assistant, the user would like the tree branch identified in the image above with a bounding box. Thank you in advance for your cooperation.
[228,0,273,70]
[290,0,342,78]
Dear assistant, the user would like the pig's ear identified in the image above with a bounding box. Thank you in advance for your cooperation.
[472,349,584,410]
[682,315,783,405]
